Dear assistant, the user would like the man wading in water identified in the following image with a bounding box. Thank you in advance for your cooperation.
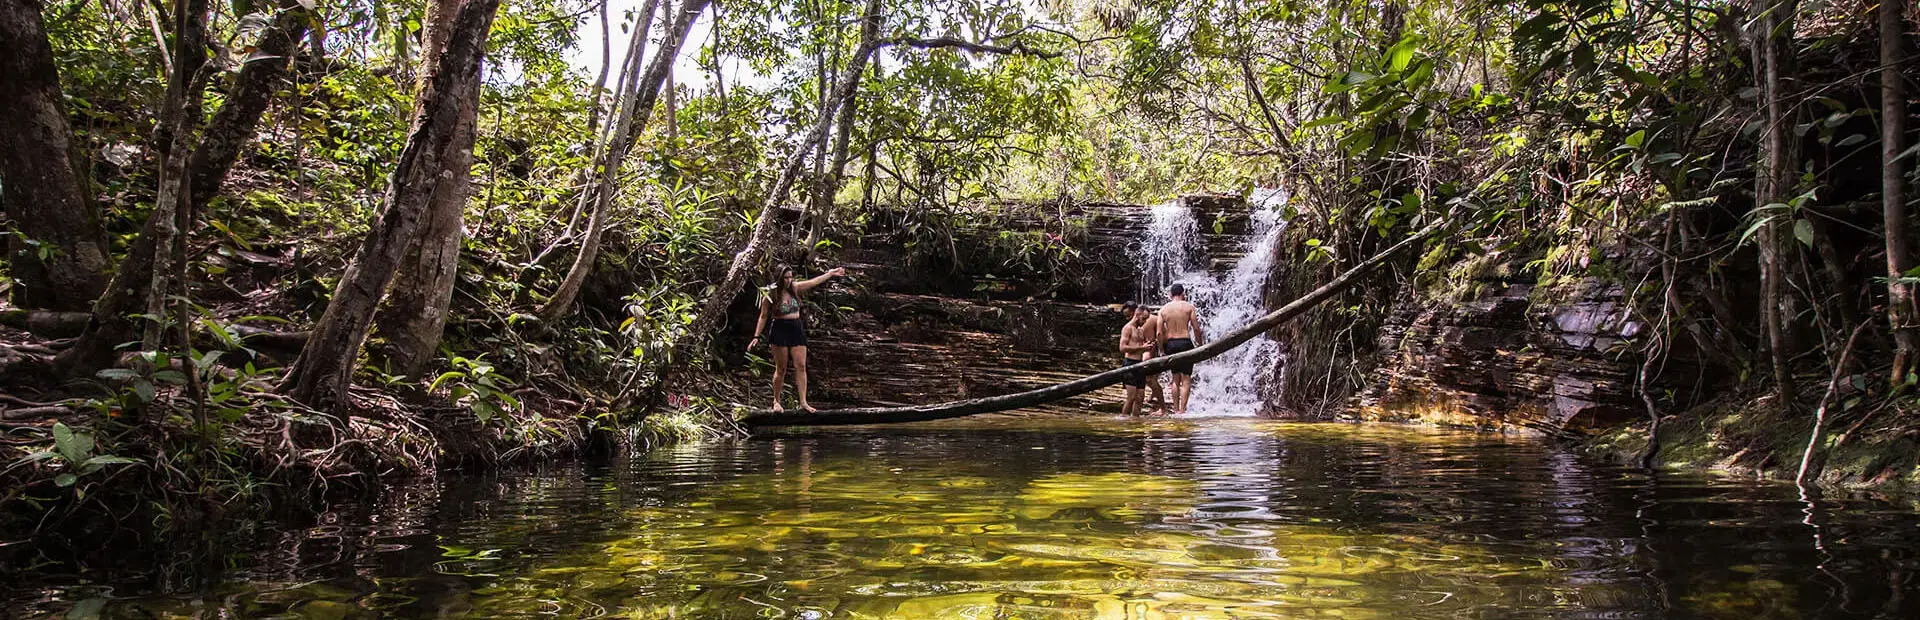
[1144,307,1169,414]
[1158,284,1204,414]
[749,265,847,412]
[1117,301,1157,416]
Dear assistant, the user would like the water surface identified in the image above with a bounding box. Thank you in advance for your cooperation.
[9,418,1920,618]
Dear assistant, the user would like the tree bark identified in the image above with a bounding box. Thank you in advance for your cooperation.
[0,0,110,310]
[53,0,310,376]
[142,0,211,351]
[278,0,501,411]
[372,0,482,379]
[680,0,884,349]
[1796,322,1869,487]
[1239,55,1291,150]
[537,0,709,322]
[1754,0,1800,405]
[151,0,212,160]
[1882,0,1917,383]
[187,2,310,213]
[804,52,865,262]
[741,222,1444,427]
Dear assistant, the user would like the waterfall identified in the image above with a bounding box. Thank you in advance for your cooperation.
[1133,190,1289,417]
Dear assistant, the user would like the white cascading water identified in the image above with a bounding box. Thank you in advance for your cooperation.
[1135,190,1289,417]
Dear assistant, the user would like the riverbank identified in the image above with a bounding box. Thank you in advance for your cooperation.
[1578,392,1920,492]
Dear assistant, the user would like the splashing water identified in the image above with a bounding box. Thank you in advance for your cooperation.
[1135,191,1289,417]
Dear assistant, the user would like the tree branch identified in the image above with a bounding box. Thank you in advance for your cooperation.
[881,35,1060,58]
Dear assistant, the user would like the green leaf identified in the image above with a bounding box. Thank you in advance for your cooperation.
[1387,36,1418,72]
[16,450,59,464]
[430,371,465,391]
[133,381,156,403]
[1624,129,1646,149]
[52,423,92,463]
[55,473,77,487]
[1301,114,1344,130]
[1793,219,1814,247]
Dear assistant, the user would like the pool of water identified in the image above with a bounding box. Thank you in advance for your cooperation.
[8,417,1920,618]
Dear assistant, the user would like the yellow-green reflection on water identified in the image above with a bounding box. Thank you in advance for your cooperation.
[16,417,1920,618]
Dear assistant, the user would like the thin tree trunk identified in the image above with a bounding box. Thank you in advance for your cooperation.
[742,221,1444,427]
[187,2,310,212]
[1754,0,1800,405]
[278,0,501,411]
[805,42,864,262]
[142,0,211,351]
[587,0,610,135]
[1797,322,1869,487]
[53,0,310,375]
[307,7,327,63]
[151,0,211,160]
[663,66,677,144]
[680,0,884,348]
[537,0,710,322]
[539,0,650,268]
[553,0,616,239]
[0,0,111,310]
[1882,0,1917,383]
[372,0,483,379]
[1239,55,1291,150]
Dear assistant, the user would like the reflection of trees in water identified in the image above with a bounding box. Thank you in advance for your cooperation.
[13,422,1920,617]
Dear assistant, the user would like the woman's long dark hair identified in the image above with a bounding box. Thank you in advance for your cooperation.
[769,264,798,306]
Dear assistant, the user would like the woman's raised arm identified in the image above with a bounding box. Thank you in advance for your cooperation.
[793,267,848,293]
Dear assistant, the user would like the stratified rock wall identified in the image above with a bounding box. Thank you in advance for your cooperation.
[745,199,1171,413]
[1347,279,1648,434]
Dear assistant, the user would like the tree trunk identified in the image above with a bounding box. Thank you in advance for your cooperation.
[142,0,211,350]
[372,0,482,379]
[0,0,110,310]
[151,0,212,160]
[741,222,1443,427]
[53,0,310,376]
[1882,0,1917,384]
[537,0,709,322]
[680,0,884,350]
[278,0,501,411]
[804,52,865,262]
[187,2,310,213]
[1754,0,1800,405]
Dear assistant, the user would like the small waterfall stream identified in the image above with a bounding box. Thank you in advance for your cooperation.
[1134,190,1289,417]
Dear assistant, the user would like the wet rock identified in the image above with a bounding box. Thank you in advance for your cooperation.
[1349,277,1647,434]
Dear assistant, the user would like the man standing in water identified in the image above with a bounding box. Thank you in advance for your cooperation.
[1117,302,1156,416]
[1143,307,1169,414]
[1158,284,1204,414]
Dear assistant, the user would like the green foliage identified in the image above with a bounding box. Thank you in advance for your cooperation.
[432,356,523,423]
[8,423,140,495]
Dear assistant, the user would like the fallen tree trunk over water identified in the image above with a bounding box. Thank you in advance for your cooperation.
[740,222,1444,428]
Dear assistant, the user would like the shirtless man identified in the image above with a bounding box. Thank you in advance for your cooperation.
[1142,308,1168,414]
[1157,284,1204,414]
[1117,302,1156,416]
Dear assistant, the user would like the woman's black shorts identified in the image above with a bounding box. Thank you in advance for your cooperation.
[768,318,808,347]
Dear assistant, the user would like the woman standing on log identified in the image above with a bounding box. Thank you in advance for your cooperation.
[749,264,846,412]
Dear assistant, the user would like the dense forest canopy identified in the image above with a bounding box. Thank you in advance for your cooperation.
[0,0,1916,520]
